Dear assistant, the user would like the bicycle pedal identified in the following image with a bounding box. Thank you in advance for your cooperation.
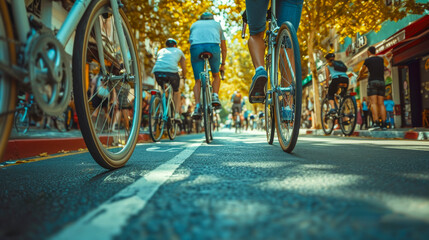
[250,96,265,103]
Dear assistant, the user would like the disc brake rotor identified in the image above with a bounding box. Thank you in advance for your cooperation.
[28,33,71,116]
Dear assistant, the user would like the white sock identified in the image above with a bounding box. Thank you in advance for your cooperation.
[255,66,265,72]
[213,93,218,97]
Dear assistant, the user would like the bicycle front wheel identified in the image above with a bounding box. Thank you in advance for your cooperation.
[321,97,335,135]
[167,101,177,140]
[73,0,142,169]
[339,96,357,136]
[202,75,212,143]
[0,2,17,160]
[149,95,164,142]
[273,21,302,153]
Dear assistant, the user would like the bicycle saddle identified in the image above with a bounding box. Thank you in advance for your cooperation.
[199,52,213,59]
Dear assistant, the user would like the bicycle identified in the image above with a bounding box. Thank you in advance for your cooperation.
[198,52,215,143]
[321,84,357,136]
[0,0,141,169]
[242,0,302,152]
[148,80,178,142]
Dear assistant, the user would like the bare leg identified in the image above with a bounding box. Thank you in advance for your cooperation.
[369,95,378,123]
[377,95,386,121]
[212,73,221,94]
[174,91,180,113]
[193,80,201,104]
[248,31,265,69]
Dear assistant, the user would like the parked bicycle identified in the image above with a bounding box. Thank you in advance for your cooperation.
[242,2,302,152]
[148,80,179,142]
[321,84,357,136]
[0,0,141,169]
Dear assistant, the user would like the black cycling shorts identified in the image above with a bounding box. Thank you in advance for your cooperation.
[154,72,180,92]
[232,104,242,115]
[367,80,385,96]
[327,76,349,100]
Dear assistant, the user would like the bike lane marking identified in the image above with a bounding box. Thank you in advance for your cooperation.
[51,142,202,240]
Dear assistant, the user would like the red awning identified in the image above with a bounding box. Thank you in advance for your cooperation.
[376,15,429,55]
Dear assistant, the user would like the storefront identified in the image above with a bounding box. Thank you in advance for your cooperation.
[381,15,429,127]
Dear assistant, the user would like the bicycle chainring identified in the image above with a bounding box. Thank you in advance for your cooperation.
[27,32,71,116]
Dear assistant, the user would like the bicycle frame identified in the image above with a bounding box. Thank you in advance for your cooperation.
[7,0,131,74]
[161,83,173,122]
[201,58,212,104]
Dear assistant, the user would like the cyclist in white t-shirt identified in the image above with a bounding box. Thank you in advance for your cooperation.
[189,12,227,119]
[152,38,187,121]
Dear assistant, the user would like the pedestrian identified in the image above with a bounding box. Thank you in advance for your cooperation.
[357,46,387,130]
[361,97,369,130]
[384,95,395,129]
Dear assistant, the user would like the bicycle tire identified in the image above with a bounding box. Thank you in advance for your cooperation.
[167,101,177,140]
[73,0,142,169]
[273,21,302,153]
[339,96,357,136]
[321,97,335,135]
[202,74,211,143]
[0,1,17,160]
[149,95,164,142]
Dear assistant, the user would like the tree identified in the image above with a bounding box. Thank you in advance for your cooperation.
[299,0,428,129]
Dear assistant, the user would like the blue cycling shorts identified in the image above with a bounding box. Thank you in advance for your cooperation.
[190,44,221,80]
[245,0,303,36]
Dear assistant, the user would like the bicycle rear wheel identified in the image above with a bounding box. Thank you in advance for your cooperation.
[73,0,141,169]
[273,21,302,153]
[265,91,275,144]
[321,97,335,135]
[167,101,177,140]
[0,2,17,160]
[149,95,164,142]
[14,110,29,133]
[202,74,211,143]
[339,96,357,136]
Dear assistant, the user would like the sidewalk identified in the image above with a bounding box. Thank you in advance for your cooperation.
[3,127,153,162]
[300,127,429,140]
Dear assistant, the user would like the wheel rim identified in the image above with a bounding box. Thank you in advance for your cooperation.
[274,22,302,152]
[74,1,141,166]
[340,97,357,135]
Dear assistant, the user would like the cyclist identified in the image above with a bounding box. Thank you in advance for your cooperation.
[245,0,303,103]
[152,38,187,121]
[231,90,242,124]
[324,53,349,115]
[189,12,227,119]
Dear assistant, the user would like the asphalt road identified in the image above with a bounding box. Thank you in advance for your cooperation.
[1,130,429,240]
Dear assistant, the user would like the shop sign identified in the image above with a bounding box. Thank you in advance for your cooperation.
[346,35,368,57]
[376,30,405,53]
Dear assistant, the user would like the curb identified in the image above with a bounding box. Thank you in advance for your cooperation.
[3,133,154,162]
[300,129,428,140]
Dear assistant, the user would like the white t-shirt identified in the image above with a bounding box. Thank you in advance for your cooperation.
[189,20,226,46]
[152,47,185,73]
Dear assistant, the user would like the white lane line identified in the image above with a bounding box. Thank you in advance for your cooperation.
[51,142,202,240]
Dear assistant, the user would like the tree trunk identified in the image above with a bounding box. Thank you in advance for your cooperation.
[307,31,322,129]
